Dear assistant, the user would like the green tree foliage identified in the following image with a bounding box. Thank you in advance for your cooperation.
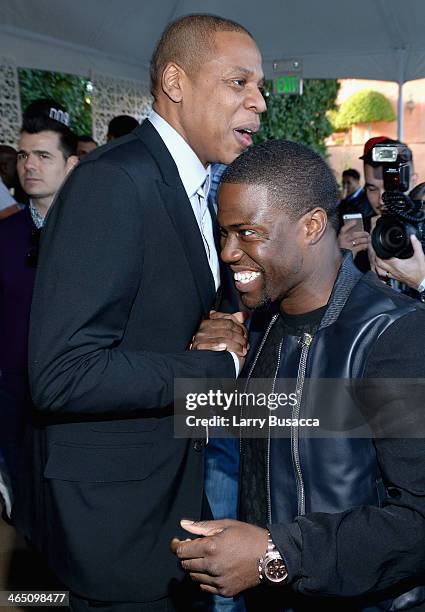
[332,89,395,130]
[254,79,340,155]
[18,68,92,135]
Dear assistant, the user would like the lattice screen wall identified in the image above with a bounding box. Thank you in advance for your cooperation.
[0,57,22,147]
[91,72,152,145]
[0,63,152,147]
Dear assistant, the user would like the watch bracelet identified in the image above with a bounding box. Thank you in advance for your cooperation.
[258,530,275,581]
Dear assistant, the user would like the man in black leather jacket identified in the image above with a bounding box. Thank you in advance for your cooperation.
[173,139,425,611]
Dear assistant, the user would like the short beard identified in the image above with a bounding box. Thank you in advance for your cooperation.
[253,292,272,311]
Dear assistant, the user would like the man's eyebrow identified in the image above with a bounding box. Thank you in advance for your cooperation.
[230,66,262,78]
[230,66,252,76]
[18,149,54,156]
[220,221,256,229]
[225,66,265,87]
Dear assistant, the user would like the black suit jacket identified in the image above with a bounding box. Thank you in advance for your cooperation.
[22,120,234,602]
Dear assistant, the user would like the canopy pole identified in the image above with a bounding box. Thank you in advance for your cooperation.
[397,48,407,141]
[397,81,403,141]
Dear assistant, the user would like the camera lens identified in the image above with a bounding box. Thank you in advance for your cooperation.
[371,217,413,259]
[385,226,405,249]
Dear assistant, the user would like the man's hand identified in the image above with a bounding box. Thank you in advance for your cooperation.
[374,234,425,289]
[191,311,249,369]
[338,220,369,257]
[171,519,268,597]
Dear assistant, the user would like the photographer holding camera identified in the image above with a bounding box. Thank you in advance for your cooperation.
[361,137,425,300]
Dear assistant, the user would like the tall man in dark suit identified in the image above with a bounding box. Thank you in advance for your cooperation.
[23,13,265,612]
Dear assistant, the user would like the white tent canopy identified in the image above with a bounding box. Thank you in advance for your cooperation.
[2,0,425,136]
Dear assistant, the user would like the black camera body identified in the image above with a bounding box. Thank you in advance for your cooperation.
[371,143,425,259]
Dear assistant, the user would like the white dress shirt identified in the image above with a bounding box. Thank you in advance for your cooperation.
[148,110,239,376]
[149,110,220,290]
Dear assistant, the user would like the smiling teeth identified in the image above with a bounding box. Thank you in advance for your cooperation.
[234,271,260,284]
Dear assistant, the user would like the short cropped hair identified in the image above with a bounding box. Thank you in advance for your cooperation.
[150,13,253,98]
[107,115,139,139]
[342,168,360,181]
[21,114,78,159]
[221,139,340,232]
[78,135,97,145]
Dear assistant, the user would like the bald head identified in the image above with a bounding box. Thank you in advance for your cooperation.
[150,13,253,99]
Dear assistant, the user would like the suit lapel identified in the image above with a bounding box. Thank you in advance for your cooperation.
[135,120,216,316]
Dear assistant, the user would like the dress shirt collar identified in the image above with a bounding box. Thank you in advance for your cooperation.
[148,109,211,199]
[29,199,45,229]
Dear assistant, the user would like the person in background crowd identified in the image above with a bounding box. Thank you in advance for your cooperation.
[106,114,139,141]
[24,98,71,128]
[0,102,78,510]
[338,168,373,218]
[24,14,264,612]
[173,139,425,612]
[338,137,415,275]
[76,135,97,158]
[341,167,361,198]
[362,137,417,218]
[0,145,22,219]
[359,137,425,297]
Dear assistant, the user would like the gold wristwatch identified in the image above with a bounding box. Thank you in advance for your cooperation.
[258,531,288,584]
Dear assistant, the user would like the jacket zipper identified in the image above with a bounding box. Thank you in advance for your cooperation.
[240,314,279,454]
[292,332,313,516]
[240,317,312,522]
[266,337,284,523]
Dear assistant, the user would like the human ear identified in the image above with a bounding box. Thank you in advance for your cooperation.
[161,62,185,103]
[65,155,79,174]
[303,208,327,245]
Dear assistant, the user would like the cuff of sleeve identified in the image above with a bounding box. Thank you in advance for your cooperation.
[229,351,240,377]
[417,276,425,292]
[268,521,302,585]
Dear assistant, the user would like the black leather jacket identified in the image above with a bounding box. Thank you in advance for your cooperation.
[244,253,425,611]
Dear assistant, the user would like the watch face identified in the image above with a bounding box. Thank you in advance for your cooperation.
[264,553,288,583]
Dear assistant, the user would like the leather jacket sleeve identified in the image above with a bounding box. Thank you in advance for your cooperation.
[268,310,425,598]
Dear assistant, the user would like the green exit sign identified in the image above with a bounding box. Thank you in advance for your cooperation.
[273,74,303,96]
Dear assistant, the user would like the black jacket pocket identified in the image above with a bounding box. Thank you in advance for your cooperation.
[44,442,153,482]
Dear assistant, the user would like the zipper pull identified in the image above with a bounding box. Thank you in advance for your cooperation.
[298,332,313,348]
